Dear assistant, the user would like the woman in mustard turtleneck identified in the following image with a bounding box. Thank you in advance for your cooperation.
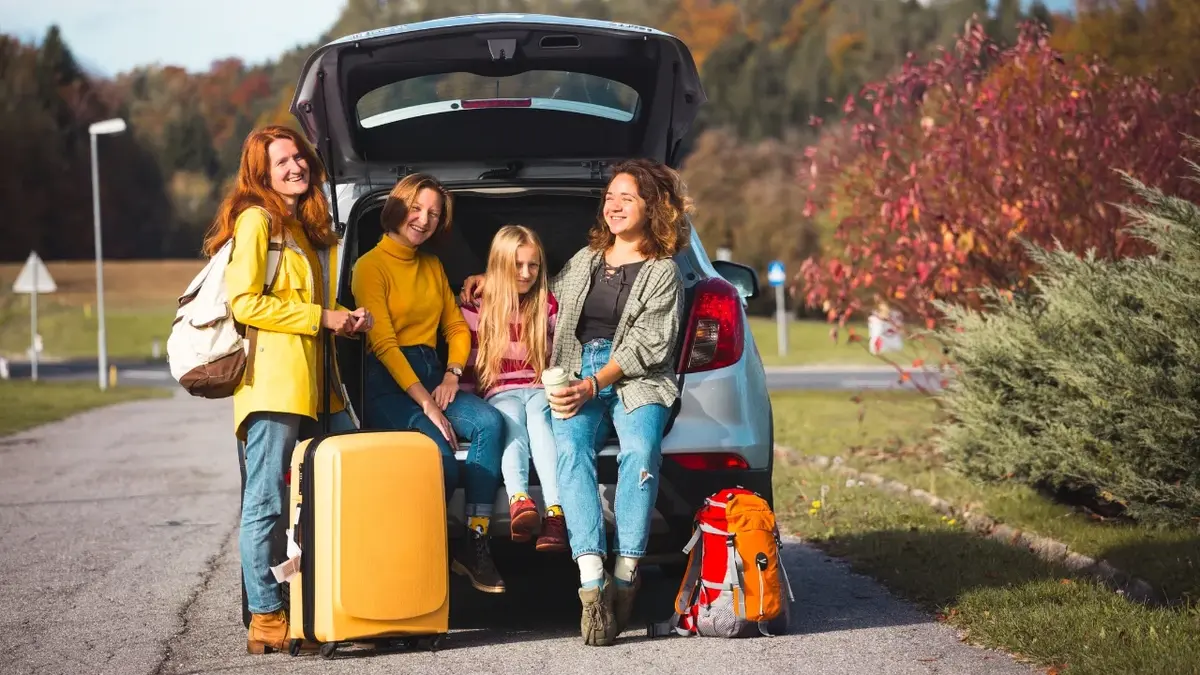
[351,173,508,594]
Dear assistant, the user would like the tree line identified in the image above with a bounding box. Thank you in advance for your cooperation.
[1,0,1193,265]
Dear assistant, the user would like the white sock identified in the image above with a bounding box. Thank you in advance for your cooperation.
[614,555,639,585]
[578,554,605,587]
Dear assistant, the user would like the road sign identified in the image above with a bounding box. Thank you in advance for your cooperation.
[13,251,55,382]
[767,260,786,287]
[12,251,56,294]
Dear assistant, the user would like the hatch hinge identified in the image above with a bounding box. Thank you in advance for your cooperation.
[586,160,607,180]
[488,38,517,61]
[393,165,415,178]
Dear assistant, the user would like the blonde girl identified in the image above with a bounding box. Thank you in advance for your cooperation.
[459,225,566,553]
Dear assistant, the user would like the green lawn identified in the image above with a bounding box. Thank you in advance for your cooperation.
[0,297,174,361]
[748,317,938,367]
[771,390,1200,674]
[771,390,1200,602]
[0,380,172,436]
[776,464,1200,675]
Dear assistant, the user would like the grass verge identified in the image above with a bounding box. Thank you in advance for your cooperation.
[0,380,171,436]
[771,390,1200,602]
[0,299,175,360]
[0,259,199,361]
[770,389,1200,673]
[774,463,1200,675]
[749,317,937,367]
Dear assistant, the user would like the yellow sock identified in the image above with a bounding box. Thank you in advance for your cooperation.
[467,515,490,535]
[546,505,563,518]
[509,492,530,504]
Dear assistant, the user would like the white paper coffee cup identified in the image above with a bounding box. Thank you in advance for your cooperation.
[542,367,571,419]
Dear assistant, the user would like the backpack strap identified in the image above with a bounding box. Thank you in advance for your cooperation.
[240,214,285,387]
[647,523,706,639]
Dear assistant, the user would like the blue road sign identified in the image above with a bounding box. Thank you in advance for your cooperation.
[767,260,786,287]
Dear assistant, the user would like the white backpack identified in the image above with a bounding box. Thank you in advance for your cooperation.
[167,222,283,399]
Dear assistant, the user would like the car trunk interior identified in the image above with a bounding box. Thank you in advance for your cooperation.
[345,188,606,293]
[334,187,693,424]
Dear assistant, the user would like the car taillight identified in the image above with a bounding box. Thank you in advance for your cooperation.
[460,98,532,109]
[668,453,749,471]
[678,277,744,373]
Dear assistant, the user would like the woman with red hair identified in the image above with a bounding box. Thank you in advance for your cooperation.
[202,125,372,654]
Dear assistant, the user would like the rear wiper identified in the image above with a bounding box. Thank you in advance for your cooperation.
[477,161,523,180]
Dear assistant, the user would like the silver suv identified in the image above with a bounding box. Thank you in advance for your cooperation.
[292,13,775,564]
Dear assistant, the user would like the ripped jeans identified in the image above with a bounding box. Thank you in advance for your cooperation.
[552,339,669,561]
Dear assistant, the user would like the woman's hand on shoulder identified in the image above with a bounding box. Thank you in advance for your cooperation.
[459,274,485,305]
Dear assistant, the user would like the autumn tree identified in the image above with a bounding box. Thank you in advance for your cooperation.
[681,127,818,315]
[1051,0,1200,89]
[798,18,1200,329]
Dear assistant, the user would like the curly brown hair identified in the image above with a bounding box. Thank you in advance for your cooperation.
[588,158,693,259]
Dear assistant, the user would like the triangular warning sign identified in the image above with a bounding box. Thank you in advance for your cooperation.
[12,251,57,294]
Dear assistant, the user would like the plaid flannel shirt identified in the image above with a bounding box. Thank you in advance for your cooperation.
[549,247,684,412]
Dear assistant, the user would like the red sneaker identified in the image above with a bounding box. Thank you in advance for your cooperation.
[509,496,539,543]
[535,513,568,552]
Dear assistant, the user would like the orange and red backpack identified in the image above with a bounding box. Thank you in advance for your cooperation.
[649,487,795,638]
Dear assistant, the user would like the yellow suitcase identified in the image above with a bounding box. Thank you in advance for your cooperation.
[285,428,450,658]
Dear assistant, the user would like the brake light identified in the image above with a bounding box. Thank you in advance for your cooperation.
[669,453,749,471]
[678,277,744,373]
[460,98,532,109]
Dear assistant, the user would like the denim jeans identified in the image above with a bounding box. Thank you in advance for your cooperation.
[362,345,505,514]
[552,339,669,561]
[489,387,560,508]
[239,409,355,614]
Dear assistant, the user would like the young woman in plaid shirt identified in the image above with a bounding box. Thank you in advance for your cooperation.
[462,158,691,646]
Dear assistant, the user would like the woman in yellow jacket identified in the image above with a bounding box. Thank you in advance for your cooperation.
[201,125,372,654]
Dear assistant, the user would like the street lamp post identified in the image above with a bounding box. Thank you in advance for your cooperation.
[88,117,127,392]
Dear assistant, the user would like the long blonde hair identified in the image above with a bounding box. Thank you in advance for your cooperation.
[476,225,551,392]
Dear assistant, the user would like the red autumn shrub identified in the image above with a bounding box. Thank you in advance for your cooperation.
[798,18,1200,329]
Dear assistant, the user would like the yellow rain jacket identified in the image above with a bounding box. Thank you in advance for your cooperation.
[224,206,351,440]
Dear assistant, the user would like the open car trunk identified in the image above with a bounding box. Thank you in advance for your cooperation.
[290,14,705,180]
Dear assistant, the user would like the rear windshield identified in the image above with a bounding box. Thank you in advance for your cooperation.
[356,70,640,129]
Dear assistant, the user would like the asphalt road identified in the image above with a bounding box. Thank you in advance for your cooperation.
[0,390,1028,674]
[4,358,947,392]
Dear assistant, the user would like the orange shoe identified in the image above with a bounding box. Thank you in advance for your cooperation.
[247,610,317,655]
[247,610,289,654]
[509,495,540,543]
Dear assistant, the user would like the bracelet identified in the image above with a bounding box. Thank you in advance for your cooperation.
[586,375,600,397]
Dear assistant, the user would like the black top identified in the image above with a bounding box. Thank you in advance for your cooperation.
[575,260,647,345]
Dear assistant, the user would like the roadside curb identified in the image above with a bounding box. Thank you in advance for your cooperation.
[773,444,1170,608]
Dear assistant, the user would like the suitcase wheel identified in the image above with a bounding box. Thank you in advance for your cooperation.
[427,635,443,652]
[288,639,303,657]
[320,642,339,659]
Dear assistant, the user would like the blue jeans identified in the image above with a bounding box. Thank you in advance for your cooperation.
[239,409,355,614]
[362,345,505,514]
[489,387,560,508]
[552,339,669,561]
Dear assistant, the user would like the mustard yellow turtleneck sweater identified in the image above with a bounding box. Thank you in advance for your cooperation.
[350,234,470,391]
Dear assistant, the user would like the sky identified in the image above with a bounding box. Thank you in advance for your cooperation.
[1,0,1078,79]
[0,0,345,77]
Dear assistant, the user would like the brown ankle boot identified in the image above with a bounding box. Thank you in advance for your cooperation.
[247,609,290,654]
